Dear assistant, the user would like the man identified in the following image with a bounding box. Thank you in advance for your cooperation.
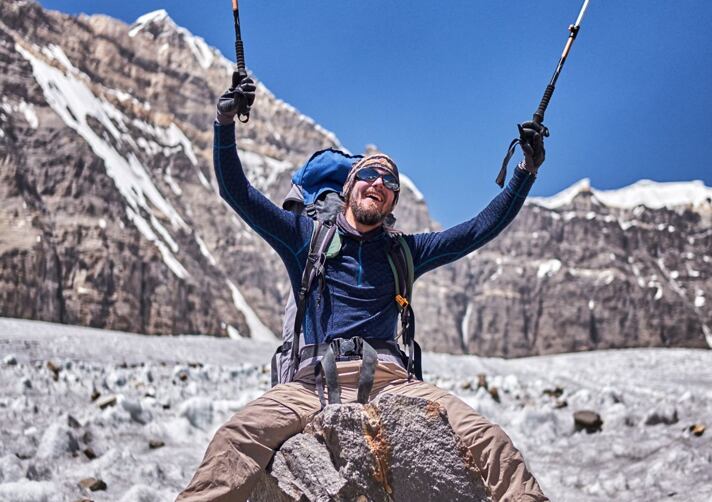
[177,77,549,501]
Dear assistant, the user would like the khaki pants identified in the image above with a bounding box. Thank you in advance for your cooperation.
[177,362,548,502]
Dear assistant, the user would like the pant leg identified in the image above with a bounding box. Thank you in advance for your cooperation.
[375,365,548,502]
[176,381,321,502]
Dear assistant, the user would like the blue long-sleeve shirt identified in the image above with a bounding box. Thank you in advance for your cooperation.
[214,122,536,345]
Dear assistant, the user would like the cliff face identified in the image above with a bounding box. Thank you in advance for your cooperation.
[1,1,710,356]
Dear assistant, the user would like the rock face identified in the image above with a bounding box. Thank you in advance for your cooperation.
[251,394,490,502]
[1,0,710,356]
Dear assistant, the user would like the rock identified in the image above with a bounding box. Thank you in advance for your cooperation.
[79,477,107,491]
[477,373,488,390]
[67,414,81,429]
[47,360,61,381]
[26,463,51,481]
[689,423,705,437]
[90,387,101,401]
[148,439,165,449]
[251,394,490,502]
[644,406,679,426]
[21,377,32,390]
[83,447,97,460]
[489,387,501,403]
[573,410,603,433]
[96,395,117,409]
[3,354,18,365]
[543,387,564,398]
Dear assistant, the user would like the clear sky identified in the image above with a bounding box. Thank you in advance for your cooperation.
[41,1,712,227]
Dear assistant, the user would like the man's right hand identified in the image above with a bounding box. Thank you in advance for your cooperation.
[216,77,256,124]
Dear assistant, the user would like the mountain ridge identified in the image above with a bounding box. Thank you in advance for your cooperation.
[1,0,709,356]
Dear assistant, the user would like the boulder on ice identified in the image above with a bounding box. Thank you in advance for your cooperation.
[251,394,490,502]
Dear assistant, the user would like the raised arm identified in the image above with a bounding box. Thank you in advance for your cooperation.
[407,166,536,279]
[213,81,312,278]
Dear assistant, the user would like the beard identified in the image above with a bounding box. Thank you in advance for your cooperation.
[349,195,389,226]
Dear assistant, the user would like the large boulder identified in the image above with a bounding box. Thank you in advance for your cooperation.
[251,394,490,502]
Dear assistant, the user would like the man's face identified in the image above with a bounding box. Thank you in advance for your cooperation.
[348,168,397,226]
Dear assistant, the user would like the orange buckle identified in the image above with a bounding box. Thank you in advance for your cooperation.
[395,294,409,309]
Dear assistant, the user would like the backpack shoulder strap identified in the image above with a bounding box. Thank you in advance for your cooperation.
[288,221,337,379]
[386,234,420,380]
[386,234,414,305]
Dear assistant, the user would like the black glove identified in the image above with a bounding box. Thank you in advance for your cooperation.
[517,121,547,173]
[216,77,256,124]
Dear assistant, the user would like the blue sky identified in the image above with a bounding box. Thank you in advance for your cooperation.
[42,1,712,226]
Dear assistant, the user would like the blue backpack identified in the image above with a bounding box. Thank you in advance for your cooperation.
[270,149,420,387]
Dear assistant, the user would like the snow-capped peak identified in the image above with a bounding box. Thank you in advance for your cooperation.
[530,178,712,210]
[128,10,173,37]
[128,10,215,69]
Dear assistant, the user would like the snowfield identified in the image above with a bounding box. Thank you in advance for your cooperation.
[0,318,710,502]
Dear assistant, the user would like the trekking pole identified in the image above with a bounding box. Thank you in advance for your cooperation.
[496,0,591,187]
[231,0,250,123]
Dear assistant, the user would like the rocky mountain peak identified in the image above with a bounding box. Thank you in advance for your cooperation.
[128,9,217,70]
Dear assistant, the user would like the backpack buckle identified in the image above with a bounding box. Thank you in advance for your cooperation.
[395,294,409,309]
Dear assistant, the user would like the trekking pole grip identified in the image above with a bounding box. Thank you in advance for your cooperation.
[235,40,246,74]
[533,84,555,124]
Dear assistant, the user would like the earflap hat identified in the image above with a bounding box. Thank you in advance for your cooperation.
[342,154,400,206]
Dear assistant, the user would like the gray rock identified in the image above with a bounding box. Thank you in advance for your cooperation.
[96,394,117,410]
[573,410,603,433]
[252,394,490,502]
[3,354,17,365]
[644,405,679,426]
[79,476,107,491]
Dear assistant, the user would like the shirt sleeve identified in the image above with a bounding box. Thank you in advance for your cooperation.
[213,122,313,277]
[406,166,536,280]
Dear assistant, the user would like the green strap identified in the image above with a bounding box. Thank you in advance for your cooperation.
[398,235,414,298]
[386,254,401,297]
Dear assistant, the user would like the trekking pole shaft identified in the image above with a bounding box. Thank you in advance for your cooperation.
[532,0,590,125]
[232,0,247,80]
[231,0,250,122]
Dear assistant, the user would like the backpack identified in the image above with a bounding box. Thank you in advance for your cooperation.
[270,148,421,386]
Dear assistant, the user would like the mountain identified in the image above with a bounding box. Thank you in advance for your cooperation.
[1,1,710,356]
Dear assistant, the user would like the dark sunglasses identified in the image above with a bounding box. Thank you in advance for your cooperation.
[354,167,400,191]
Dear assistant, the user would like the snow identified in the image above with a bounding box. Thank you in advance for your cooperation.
[694,291,705,308]
[128,9,169,37]
[537,259,562,279]
[461,303,473,347]
[226,280,278,342]
[126,207,188,279]
[1,97,39,129]
[703,325,712,349]
[530,178,592,209]
[1,318,712,501]
[195,234,218,267]
[400,173,425,202]
[531,178,712,210]
[129,10,216,69]
[15,43,226,280]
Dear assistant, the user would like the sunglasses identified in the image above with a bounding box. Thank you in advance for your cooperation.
[354,167,400,191]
